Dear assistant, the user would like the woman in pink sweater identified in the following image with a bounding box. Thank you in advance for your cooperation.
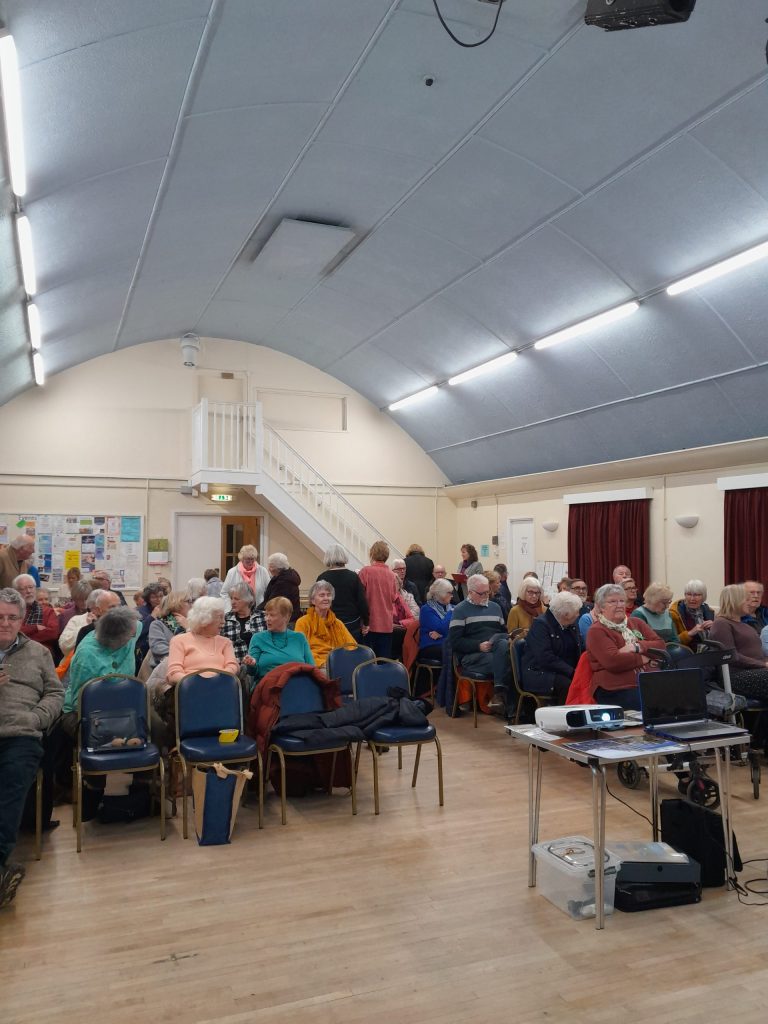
[358,541,399,659]
[167,597,238,682]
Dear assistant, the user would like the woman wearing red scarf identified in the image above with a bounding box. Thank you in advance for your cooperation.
[221,545,270,608]
[506,577,546,633]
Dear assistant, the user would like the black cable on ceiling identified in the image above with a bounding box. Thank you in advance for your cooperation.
[431,0,505,48]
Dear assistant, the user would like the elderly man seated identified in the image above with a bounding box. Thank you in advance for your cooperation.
[448,574,510,713]
[89,570,127,606]
[0,536,36,590]
[67,588,121,652]
[0,587,64,909]
[13,574,61,658]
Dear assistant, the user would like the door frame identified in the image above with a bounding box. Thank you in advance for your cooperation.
[173,511,268,588]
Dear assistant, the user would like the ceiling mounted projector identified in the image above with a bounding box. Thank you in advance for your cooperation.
[585,0,696,31]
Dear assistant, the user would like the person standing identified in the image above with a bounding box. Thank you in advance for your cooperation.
[358,542,399,658]
[404,544,434,604]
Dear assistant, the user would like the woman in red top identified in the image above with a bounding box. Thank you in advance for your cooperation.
[358,541,399,659]
[586,583,663,710]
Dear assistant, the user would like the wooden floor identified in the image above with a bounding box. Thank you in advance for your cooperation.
[2,716,768,1024]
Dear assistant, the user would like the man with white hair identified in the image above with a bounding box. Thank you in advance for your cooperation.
[448,574,510,714]
[13,575,60,657]
[0,536,36,590]
[72,589,121,650]
[392,559,420,612]
[90,569,127,606]
[0,587,64,909]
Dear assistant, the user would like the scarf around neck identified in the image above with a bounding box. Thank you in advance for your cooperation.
[237,561,257,588]
[598,614,639,644]
[518,597,543,619]
[427,599,450,620]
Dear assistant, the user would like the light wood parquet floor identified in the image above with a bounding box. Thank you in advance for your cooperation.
[2,714,768,1024]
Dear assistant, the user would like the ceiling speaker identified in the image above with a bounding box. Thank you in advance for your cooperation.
[585,0,696,31]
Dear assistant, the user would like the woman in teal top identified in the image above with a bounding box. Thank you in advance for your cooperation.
[63,607,142,715]
[244,596,314,683]
[630,582,678,645]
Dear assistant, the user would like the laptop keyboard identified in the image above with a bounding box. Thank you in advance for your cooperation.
[663,721,728,733]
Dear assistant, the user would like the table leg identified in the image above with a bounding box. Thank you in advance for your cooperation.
[648,755,660,841]
[528,745,543,887]
[591,762,607,930]
[714,745,736,888]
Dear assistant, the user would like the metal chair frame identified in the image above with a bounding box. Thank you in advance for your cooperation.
[509,637,552,725]
[174,669,263,839]
[74,675,166,852]
[352,658,444,815]
[451,655,490,728]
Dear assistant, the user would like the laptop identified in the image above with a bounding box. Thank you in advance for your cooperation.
[639,669,748,742]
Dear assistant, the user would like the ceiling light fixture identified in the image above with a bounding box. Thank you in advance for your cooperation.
[388,386,438,412]
[26,301,41,350]
[534,300,640,351]
[16,214,36,294]
[32,351,44,387]
[448,350,517,387]
[0,34,27,197]
[666,239,768,296]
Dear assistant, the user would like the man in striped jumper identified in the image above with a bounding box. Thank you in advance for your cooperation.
[449,574,510,713]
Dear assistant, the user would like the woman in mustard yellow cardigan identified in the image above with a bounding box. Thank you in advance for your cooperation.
[295,581,355,670]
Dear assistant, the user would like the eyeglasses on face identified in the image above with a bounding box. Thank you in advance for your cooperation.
[0,614,22,622]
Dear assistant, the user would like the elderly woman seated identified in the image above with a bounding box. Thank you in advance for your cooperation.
[60,606,142,736]
[586,583,664,710]
[521,591,584,704]
[220,582,266,663]
[710,585,768,702]
[630,582,679,644]
[166,597,238,684]
[295,581,355,670]
[258,552,302,622]
[670,580,715,650]
[148,590,190,666]
[418,578,454,660]
[245,596,314,684]
[507,577,546,634]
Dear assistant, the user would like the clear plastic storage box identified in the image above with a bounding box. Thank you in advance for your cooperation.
[532,835,622,919]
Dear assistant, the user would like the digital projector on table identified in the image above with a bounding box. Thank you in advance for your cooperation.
[535,705,625,732]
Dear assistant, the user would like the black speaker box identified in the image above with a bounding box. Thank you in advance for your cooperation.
[660,798,741,887]
[585,0,696,31]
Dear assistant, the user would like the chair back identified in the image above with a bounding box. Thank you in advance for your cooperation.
[352,658,410,701]
[177,671,241,740]
[78,675,149,750]
[278,673,326,717]
[326,644,375,696]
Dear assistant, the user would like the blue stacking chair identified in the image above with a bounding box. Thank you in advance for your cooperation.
[325,644,375,703]
[265,672,358,825]
[352,658,444,816]
[175,670,262,839]
[75,674,165,852]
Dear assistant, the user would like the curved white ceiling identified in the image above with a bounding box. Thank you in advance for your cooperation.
[1,0,768,483]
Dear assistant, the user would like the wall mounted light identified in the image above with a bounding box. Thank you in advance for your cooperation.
[542,520,559,533]
[674,515,699,529]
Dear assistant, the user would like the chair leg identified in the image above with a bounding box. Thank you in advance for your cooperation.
[472,682,478,729]
[434,735,444,807]
[75,763,83,853]
[412,744,422,787]
[276,748,287,825]
[348,745,357,816]
[452,677,460,718]
[180,757,189,839]
[35,768,42,861]
[158,759,166,841]
[369,742,380,815]
[397,747,403,770]
[354,741,362,776]
[257,752,264,829]
[329,751,337,795]
[514,695,523,725]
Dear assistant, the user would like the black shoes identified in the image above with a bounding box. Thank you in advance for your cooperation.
[0,862,26,909]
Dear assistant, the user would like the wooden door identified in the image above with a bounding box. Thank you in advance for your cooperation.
[220,516,261,575]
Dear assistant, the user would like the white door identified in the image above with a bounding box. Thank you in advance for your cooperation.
[175,514,221,588]
[507,518,535,592]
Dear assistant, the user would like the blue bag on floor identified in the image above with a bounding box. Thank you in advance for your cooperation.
[192,763,252,845]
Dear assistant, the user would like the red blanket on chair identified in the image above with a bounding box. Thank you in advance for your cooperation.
[565,653,595,705]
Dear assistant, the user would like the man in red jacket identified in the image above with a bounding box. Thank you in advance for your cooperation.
[13,575,61,657]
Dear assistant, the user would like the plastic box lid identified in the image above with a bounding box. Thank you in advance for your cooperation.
[533,835,621,877]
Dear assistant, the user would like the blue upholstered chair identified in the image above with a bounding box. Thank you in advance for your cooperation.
[411,651,442,701]
[325,644,375,703]
[265,672,357,825]
[352,658,444,816]
[75,674,165,852]
[175,670,262,839]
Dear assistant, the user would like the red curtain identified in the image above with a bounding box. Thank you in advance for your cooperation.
[724,488,768,588]
[567,499,650,597]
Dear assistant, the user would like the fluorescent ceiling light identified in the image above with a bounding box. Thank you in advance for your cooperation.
[32,351,44,387]
[0,35,27,197]
[388,386,438,412]
[26,301,41,349]
[666,240,768,296]
[534,301,640,351]
[16,214,36,294]
[448,351,518,387]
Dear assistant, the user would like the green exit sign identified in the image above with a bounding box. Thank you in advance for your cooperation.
[210,494,233,502]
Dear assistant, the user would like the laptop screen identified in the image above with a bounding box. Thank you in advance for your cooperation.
[639,669,707,726]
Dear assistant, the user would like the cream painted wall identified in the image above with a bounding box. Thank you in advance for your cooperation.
[452,463,767,600]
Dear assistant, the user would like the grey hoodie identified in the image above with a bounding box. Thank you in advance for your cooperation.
[0,634,64,739]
